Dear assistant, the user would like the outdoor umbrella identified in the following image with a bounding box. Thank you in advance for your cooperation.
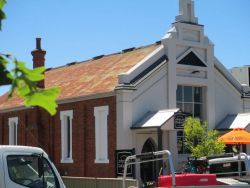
[219,128,250,144]
[218,128,250,175]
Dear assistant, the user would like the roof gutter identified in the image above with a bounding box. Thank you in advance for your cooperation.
[0,91,115,114]
[57,91,115,105]
[0,106,33,114]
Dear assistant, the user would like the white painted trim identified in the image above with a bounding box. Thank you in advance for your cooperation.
[95,159,110,164]
[176,64,207,72]
[176,47,207,66]
[60,110,73,120]
[94,106,109,164]
[8,117,18,145]
[60,110,74,163]
[61,158,74,164]
[175,39,211,49]
[118,45,165,84]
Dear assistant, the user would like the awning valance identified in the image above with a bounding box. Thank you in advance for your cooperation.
[216,113,250,130]
[131,109,179,130]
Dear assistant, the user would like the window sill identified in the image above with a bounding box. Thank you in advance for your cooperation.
[95,159,109,164]
[61,158,74,163]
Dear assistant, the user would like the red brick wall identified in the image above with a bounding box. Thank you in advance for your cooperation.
[0,96,117,178]
[0,109,40,146]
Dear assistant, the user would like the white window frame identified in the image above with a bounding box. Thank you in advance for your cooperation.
[94,106,109,164]
[8,117,18,145]
[60,110,73,163]
[176,85,204,154]
[176,85,204,120]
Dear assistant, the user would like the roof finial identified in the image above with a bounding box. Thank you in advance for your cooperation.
[175,0,198,24]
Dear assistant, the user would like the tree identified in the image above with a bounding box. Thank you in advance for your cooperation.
[184,117,225,158]
[0,0,59,115]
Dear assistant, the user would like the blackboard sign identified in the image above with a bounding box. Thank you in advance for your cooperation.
[115,149,134,177]
[174,112,190,129]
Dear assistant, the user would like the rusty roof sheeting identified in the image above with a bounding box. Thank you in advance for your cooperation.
[0,44,161,110]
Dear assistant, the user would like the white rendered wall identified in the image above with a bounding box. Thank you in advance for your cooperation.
[132,67,168,125]
[243,98,250,112]
[116,90,134,149]
[230,67,249,86]
[116,64,168,150]
[214,69,242,126]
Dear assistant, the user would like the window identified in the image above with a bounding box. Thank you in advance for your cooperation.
[176,85,203,119]
[94,106,109,163]
[60,110,73,163]
[8,117,18,145]
[176,85,204,154]
[7,155,59,188]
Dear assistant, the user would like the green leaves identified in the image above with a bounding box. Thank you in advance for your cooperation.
[12,59,60,115]
[0,0,6,9]
[184,117,205,147]
[0,55,60,116]
[0,0,6,30]
[0,1,60,116]
[0,55,12,85]
[184,117,225,158]
[16,61,45,81]
[24,87,60,115]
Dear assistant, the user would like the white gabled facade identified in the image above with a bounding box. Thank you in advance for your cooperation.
[115,0,250,182]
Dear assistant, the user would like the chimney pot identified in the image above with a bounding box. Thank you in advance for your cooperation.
[36,38,41,50]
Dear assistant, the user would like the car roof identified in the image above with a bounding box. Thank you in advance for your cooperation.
[208,155,250,165]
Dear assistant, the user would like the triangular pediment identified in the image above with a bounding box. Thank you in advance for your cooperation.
[177,51,207,67]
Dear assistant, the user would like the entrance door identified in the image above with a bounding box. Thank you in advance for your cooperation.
[140,138,156,186]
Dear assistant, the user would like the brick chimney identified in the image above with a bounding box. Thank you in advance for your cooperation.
[31,38,46,88]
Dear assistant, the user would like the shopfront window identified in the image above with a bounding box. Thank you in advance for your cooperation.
[176,85,203,154]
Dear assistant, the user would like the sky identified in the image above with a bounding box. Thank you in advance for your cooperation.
[0,0,250,95]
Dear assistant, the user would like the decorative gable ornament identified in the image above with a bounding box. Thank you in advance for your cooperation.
[177,51,207,67]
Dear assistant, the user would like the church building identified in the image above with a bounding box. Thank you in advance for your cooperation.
[0,0,250,183]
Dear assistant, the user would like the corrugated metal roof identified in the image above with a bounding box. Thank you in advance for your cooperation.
[132,109,179,129]
[0,44,161,111]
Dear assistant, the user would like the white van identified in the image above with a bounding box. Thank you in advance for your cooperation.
[0,145,66,188]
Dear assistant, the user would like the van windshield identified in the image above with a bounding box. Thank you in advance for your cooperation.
[7,155,58,188]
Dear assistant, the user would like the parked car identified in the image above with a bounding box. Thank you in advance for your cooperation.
[123,150,250,188]
[208,152,250,184]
